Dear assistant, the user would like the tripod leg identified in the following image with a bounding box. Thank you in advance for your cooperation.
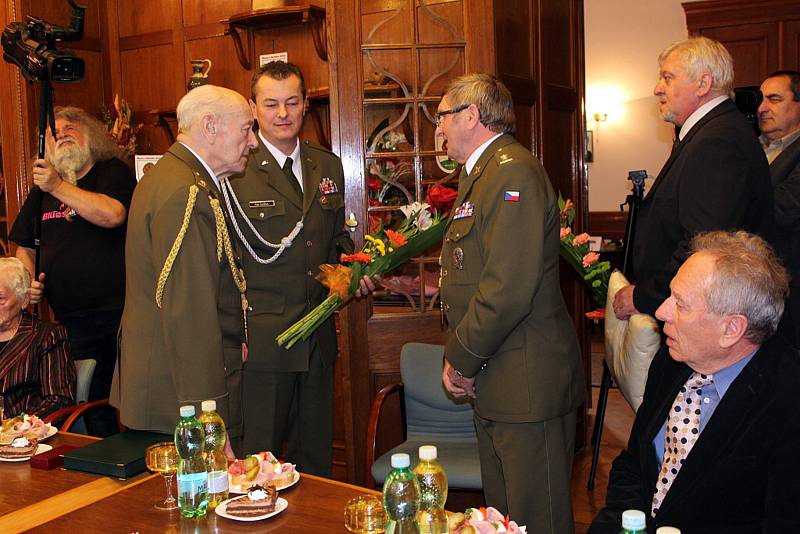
[588,361,612,490]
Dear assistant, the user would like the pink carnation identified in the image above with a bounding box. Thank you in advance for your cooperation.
[560,227,571,239]
[582,252,600,267]
[572,233,590,246]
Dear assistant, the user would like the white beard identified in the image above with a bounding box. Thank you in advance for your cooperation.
[49,141,91,185]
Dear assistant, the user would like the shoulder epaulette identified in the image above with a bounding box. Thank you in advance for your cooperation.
[303,140,336,156]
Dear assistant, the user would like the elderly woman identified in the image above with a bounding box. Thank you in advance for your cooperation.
[0,257,75,418]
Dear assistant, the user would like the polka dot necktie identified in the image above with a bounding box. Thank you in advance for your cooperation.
[651,372,714,516]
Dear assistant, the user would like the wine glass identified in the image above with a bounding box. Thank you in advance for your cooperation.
[145,442,179,510]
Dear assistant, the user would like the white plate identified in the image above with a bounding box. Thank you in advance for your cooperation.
[1,423,57,442]
[38,425,58,442]
[229,470,300,494]
[0,443,53,462]
[215,496,288,522]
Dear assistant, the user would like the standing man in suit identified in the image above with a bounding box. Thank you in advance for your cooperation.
[758,70,800,347]
[222,62,355,475]
[111,85,257,439]
[438,73,584,533]
[613,37,773,320]
[591,231,800,533]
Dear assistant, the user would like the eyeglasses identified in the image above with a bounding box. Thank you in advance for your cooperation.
[434,104,470,127]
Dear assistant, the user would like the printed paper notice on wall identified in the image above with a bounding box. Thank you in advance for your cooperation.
[260,52,288,66]
[135,155,162,182]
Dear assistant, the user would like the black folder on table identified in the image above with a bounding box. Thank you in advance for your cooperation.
[63,430,171,478]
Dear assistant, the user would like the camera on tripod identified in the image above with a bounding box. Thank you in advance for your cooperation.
[1,0,86,83]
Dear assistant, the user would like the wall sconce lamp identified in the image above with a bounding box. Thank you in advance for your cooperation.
[593,112,608,123]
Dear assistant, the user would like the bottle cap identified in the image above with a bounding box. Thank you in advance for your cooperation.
[656,528,680,534]
[621,509,646,530]
[179,405,195,417]
[201,400,217,412]
[391,453,410,468]
[419,445,438,460]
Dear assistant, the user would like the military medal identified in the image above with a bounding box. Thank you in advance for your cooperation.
[453,201,474,220]
[453,247,464,270]
[318,177,338,195]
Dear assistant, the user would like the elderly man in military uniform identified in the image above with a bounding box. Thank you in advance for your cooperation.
[221,61,357,476]
[438,73,584,534]
[112,85,257,440]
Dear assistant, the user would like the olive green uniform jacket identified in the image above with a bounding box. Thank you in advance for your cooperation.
[111,143,244,436]
[440,134,584,423]
[227,139,351,373]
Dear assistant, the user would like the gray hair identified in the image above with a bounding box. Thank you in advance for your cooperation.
[691,231,789,345]
[443,73,515,134]
[50,106,120,162]
[659,37,734,96]
[177,85,249,134]
[0,257,31,305]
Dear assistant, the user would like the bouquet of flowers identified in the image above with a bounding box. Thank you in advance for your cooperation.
[558,195,610,307]
[102,94,142,160]
[276,202,446,349]
[445,506,526,533]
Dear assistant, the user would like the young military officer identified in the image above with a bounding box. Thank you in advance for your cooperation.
[223,61,354,476]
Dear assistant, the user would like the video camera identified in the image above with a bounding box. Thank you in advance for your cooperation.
[1,0,86,83]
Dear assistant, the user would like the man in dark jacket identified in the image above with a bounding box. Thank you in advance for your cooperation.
[592,231,800,533]
[613,37,773,320]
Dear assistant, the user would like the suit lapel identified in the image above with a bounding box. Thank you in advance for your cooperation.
[645,100,737,201]
[656,347,767,516]
[300,143,319,216]
[252,141,302,210]
[769,135,800,186]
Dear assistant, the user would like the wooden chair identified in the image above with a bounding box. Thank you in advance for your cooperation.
[365,343,482,491]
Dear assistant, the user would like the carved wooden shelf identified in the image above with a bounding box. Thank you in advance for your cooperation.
[223,5,327,69]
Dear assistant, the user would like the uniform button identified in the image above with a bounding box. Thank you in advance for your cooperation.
[306,240,313,247]
[259,212,265,218]
[442,269,448,277]
[445,237,451,242]
[320,196,328,205]
[307,270,313,277]
[455,232,461,239]
[247,306,253,312]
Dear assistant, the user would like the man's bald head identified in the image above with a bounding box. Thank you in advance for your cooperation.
[175,85,257,179]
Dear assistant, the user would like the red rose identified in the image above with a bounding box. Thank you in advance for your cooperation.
[425,184,457,215]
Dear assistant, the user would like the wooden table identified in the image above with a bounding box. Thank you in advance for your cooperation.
[0,432,379,533]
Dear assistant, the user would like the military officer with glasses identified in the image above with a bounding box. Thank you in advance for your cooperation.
[437,73,583,534]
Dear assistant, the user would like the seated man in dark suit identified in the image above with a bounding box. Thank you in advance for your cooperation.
[591,231,800,533]
[613,37,773,320]
[758,70,800,347]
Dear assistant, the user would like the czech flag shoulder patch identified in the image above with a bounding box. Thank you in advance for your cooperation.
[504,190,520,202]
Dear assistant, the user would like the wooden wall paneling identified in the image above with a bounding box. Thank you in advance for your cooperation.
[184,35,251,97]
[463,0,495,74]
[100,0,122,104]
[535,0,590,447]
[0,0,35,221]
[786,20,800,68]
[117,0,177,37]
[182,0,251,27]
[327,0,370,485]
[683,0,800,30]
[694,23,779,87]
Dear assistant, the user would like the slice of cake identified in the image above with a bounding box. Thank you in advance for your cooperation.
[0,436,38,459]
[225,484,278,517]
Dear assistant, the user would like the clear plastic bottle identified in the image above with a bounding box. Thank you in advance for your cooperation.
[174,405,208,518]
[382,453,421,534]
[620,509,647,534]
[413,445,448,534]
[198,399,229,509]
